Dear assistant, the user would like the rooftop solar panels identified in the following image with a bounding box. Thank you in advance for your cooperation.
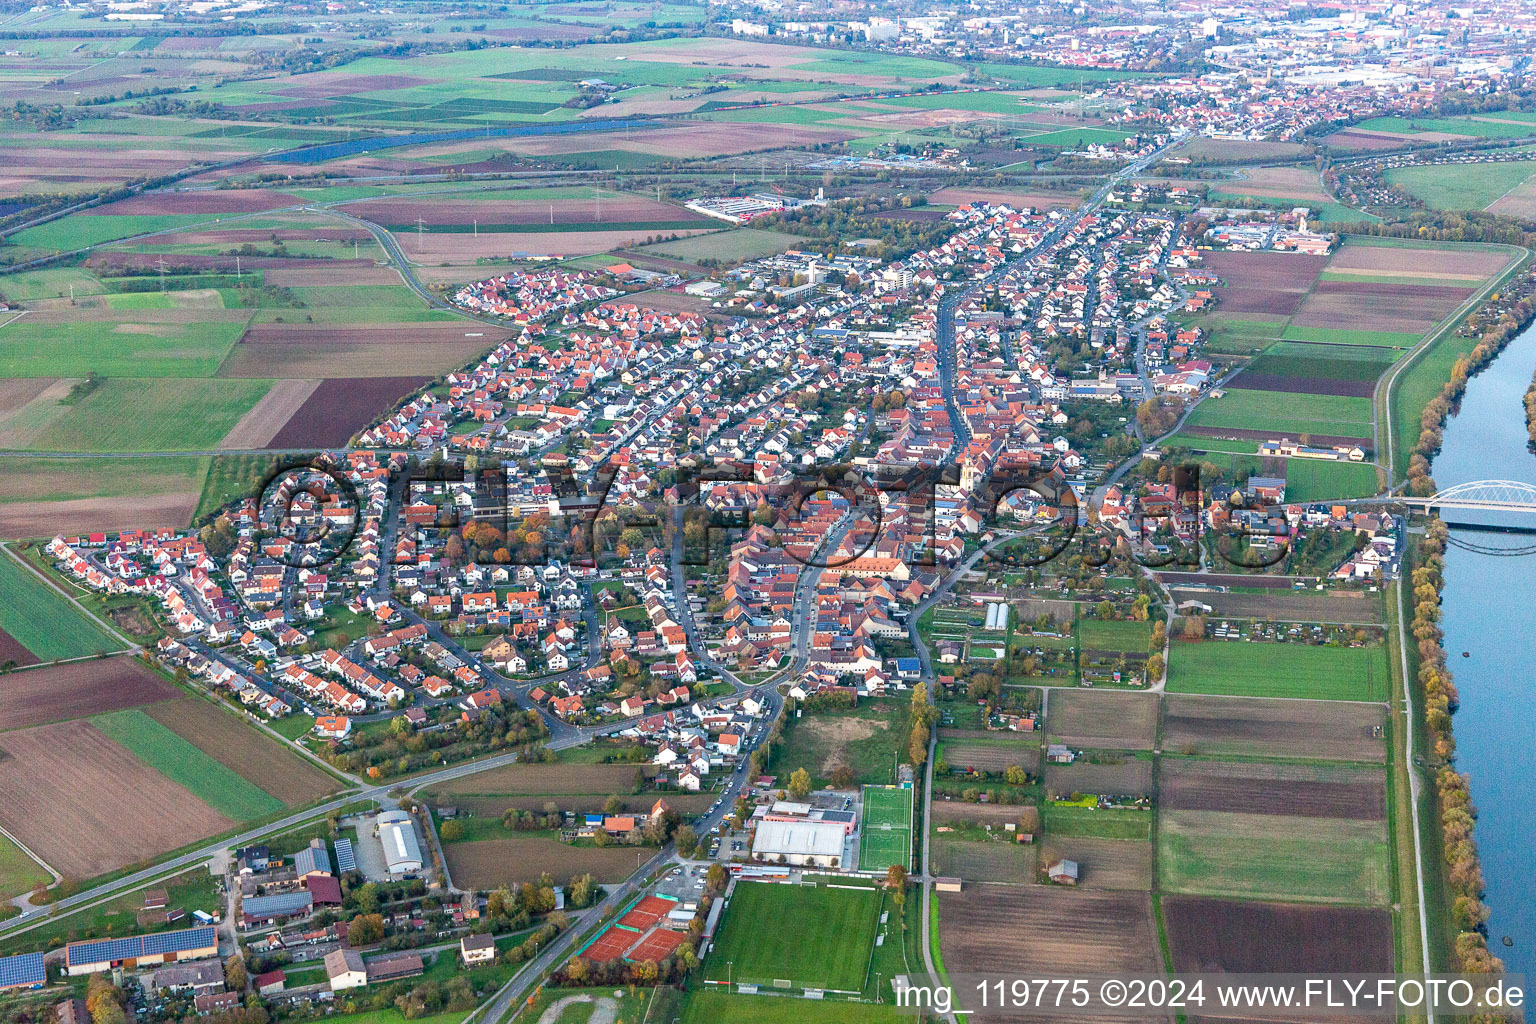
[66,926,217,969]
[243,891,313,918]
[333,837,356,873]
[0,951,45,990]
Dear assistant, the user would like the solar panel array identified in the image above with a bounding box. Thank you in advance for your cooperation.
[333,837,356,873]
[67,926,216,968]
[243,891,313,917]
[0,951,45,989]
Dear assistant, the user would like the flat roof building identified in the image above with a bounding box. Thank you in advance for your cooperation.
[751,818,847,868]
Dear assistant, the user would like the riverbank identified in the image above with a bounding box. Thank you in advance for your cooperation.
[1424,318,1536,978]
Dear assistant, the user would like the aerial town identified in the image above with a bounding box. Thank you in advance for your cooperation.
[1,1,1535,1023]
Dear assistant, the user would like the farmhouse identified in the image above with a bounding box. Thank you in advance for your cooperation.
[324,949,367,991]
[751,819,847,868]
[65,926,218,976]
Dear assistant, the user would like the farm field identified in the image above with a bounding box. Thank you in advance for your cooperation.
[443,834,649,889]
[1386,159,1536,212]
[858,785,912,872]
[1044,756,1153,800]
[1046,689,1157,749]
[0,551,123,662]
[936,732,1039,774]
[0,455,208,522]
[1076,618,1151,652]
[702,881,880,992]
[1037,837,1152,891]
[0,719,233,879]
[91,708,288,821]
[0,655,177,731]
[940,884,1165,1019]
[1167,587,1383,623]
[425,762,648,796]
[1166,639,1389,701]
[1159,757,1385,819]
[931,834,1035,883]
[1184,388,1373,443]
[143,697,341,806]
[1162,693,1386,762]
[1158,809,1389,904]
[1162,896,1393,973]
[0,377,275,453]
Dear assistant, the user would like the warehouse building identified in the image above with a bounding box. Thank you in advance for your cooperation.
[750,818,848,867]
[65,927,218,976]
[376,811,424,876]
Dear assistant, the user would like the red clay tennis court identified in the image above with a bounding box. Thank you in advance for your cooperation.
[581,925,639,962]
[617,896,674,930]
[626,928,685,962]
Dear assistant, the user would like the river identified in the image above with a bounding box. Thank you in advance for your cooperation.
[1427,319,1536,976]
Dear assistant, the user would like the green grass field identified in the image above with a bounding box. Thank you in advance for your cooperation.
[1386,160,1536,212]
[1158,809,1389,905]
[0,378,273,452]
[1042,804,1152,840]
[1247,343,1397,381]
[91,708,286,820]
[0,551,122,660]
[703,881,880,992]
[1389,331,1481,478]
[1167,640,1388,702]
[1077,618,1152,652]
[1185,387,1373,441]
[859,785,912,872]
[1283,458,1380,502]
[681,990,902,1024]
[1352,115,1536,140]
[8,213,212,252]
[0,831,50,900]
[0,317,248,378]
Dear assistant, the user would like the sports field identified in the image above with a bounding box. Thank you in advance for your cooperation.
[858,785,912,872]
[1166,640,1388,702]
[702,881,880,992]
[0,551,122,661]
[91,708,287,821]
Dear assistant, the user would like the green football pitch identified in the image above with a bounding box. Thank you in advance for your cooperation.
[702,881,881,992]
[859,785,912,872]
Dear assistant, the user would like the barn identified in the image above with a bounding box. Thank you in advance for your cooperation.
[0,951,45,991]
[65,927,218,976]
